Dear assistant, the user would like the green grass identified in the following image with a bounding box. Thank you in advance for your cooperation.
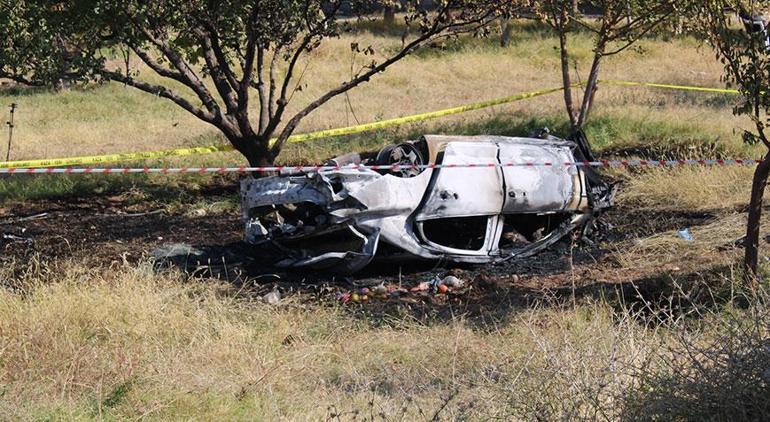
[0,104,754,205]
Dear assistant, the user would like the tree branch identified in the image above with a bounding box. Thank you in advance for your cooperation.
[102,70,216,124]
[570,17,601,34]
[236,33,258,136]
[261,34,315,139]
[128,45,186,83]
[269,47,280,119]
[555,6,578,128]
[270,8,494,155]
[256,45,269,133]
[195,28,240,116]
[0,71,45,87]
[127,16,220,116]
[262,0,344,138]
[199,21,240,91]
[602,11,674,56]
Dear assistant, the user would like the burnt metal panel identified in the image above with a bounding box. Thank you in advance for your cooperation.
[498,142,577,214]
[416,142,504,220]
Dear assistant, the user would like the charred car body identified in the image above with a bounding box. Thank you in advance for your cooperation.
[241,131,614,273]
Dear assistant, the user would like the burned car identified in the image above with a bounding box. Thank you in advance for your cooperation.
[241,131,614,273]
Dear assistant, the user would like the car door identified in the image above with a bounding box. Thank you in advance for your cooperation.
[414,142,504,256]
[416,142,504,219]
[497,139,580,214]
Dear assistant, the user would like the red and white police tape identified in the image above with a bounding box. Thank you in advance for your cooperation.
[0,158,763,175]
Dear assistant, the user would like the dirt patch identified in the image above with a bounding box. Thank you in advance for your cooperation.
[0,187,740,320]
[1,195,243,267]
[605,206,717,240]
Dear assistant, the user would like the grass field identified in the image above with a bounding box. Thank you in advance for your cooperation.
[0,20,757,163]
[1,20,770,420]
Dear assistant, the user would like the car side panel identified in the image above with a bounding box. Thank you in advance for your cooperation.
[416,142,504,220]
[499,143,577,213]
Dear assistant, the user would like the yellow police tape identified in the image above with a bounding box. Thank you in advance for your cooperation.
[0,85,567,169]
[0,80,741,169]
[601,80,740,95]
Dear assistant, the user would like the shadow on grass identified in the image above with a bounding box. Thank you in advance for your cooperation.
[279,110,730,164]
[350,16,414,38]
[277,114,573,165]
[0,84,52,98]
[0,80,115,98]
[354,264,746,329]
[160,232,749,331]
[603,206,718,241]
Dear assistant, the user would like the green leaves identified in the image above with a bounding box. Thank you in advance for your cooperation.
[0,1,106,87]
[1,0,514,164]
[689,1,770,145]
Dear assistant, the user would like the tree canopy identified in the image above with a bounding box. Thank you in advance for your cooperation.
[0,1,104,87]
[0,0,512,165]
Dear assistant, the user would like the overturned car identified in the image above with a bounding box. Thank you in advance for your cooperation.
[241,131,614,273]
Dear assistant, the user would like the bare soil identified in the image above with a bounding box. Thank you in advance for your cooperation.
[0,180,735,320]
[1,196,242,266]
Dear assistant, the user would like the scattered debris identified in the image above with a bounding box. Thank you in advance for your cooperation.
[442,275,465,288]
[0,212,49,225]
[262,286,281,305]
[241,131,614,273]
[103,209,165,218]
[411,281,431,292]
[330,272,475,305]
[152,243,208,268]
[371,283,388,296]
[2,233,32,244]
[677,228,694,242]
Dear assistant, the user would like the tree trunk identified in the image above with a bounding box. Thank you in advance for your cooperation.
[235,135,274,170]
[500,18,513,48]
[744,149,770,284]
[383,6,395,25]
[576,52,602,129]
[558,24,577,128]
[572,0,579,14]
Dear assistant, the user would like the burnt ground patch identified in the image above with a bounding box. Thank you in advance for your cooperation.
[0,192,713,282]
[603,206,717,241]
[0,187,743,324]
[1,195,243,267]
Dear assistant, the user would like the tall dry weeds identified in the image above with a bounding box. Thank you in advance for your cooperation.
[3,259,767,419]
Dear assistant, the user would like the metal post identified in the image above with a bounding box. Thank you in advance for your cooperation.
[6,103,16,161]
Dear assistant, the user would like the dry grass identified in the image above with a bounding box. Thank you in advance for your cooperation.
[3,20,770,421]
[1,260,767,420]
[618,165,754,212]
[610,164,765,273]
[609,212,752,272]
[0,22,752,163]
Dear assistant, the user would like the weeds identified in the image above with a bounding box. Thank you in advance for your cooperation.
[1,259,768,420]
[622,286,770,421]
